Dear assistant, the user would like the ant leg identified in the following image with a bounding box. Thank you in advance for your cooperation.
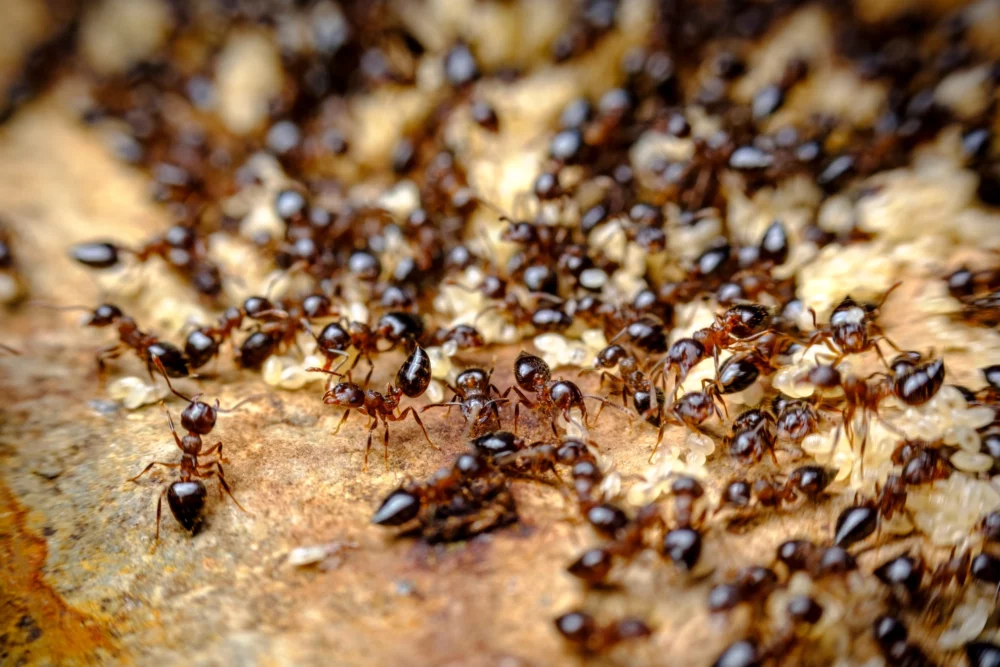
[154,486,168,547]
[584,395,633,425]
[396,407,438,449]
[363,357,375,388]
[201,441,229,463]
[383,418,391,470]
[420,401,465,413]
[203,465,248,513]
[161,402,184,450]
[129,461,180,482]
[331,409,352,436]
[363,418,379,471]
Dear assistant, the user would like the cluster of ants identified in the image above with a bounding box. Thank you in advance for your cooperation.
[5,0,1000,663]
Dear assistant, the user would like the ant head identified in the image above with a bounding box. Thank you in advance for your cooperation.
[180,432,202,455]
[670,475,704,498]
[456,368,489,394]
[327,382,365,408]
[514,352,551,392]
[243,296,276,319]
[85,303,123,327]
[453,452,486,478]
[181,399,217,435]
[301,293,332,319]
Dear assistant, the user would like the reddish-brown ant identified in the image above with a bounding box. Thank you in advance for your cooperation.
[804,284,903,366]
[71,225,223,297]
[308,346,437,469]
[55,303,190,380]
[421,367,508,436]
[371,450,518,542]
[128,361,253,545]
[504,352,628,436]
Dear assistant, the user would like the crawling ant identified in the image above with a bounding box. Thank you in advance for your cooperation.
[567,504,666,585]
[874,550,1000,604]
[430,324,485,350]
[421,367,508,436]
[308,346,437,469]
[184,307,244,370]
[55,303,190,379]
[716,466,836,517]
[234,293,338,370]
[128,360,254,544]
[775,539,859,579]
[505,352,627,436]
[371,450,518,542]
[804,284,902,366]
[553,610,652,654]
[726,408,778,464]
[772,394,820,444]
[648,387,727,460]
[71,225,223,297]
[707,565,779,614]
[310,319,381,384]
[889,352,946,406]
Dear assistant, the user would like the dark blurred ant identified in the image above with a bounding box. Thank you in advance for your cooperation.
[567,505,665,585]
[715,466,836,518]
[372,450,518,542]
[430,324,485,350]
[707,565,779,615]
[308,346,437,469]
[804,284,903,366]
[52,303,190,380]
[774,539,859,579]
[71,225,223,297]
[505,352,629,436]
[553,610,652,654]
[889,352,946,407]
[421,367,508,436]
[184,306,244,371]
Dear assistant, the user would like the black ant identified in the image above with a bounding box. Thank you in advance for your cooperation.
[648,387,727,460]
[715,466,836,517]
[504,352,628,436]
[771,394,821,445]
[235,293,338,370]
[308,346,437,469]
[421,367,508,436]
[71,225,223,297]
[566,505,665,585]
[553,610,652,654]
[726,408,778,464]
[128,360,255,544]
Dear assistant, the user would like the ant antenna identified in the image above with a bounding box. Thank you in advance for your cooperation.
[0,343,20,355]
[154,357,194,403]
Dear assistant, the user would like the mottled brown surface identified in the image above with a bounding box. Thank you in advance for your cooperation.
[0,95,992,667]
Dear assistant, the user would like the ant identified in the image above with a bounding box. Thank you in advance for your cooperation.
[803,284,903,366]
[371,450,518,542]
[128,360,254,544]
[309,319,384,385]
[771,394,821,445]
[430,324,485,350]
[707,565,779,614]
[307,346,437,469]
[726,408,778,464]
[874,550,1000,604]
[715,466,836,517]
[652,303,773,394]
[421,367,508,436]
[567,504,666,585]
[889,352,946,406]
[553,610,652,655]
[71,225,223,297]
[58,303,190,380]
[774,539,859,579]
[504,352,628,436]
[235,293,339,370]
[648,387,727,461]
